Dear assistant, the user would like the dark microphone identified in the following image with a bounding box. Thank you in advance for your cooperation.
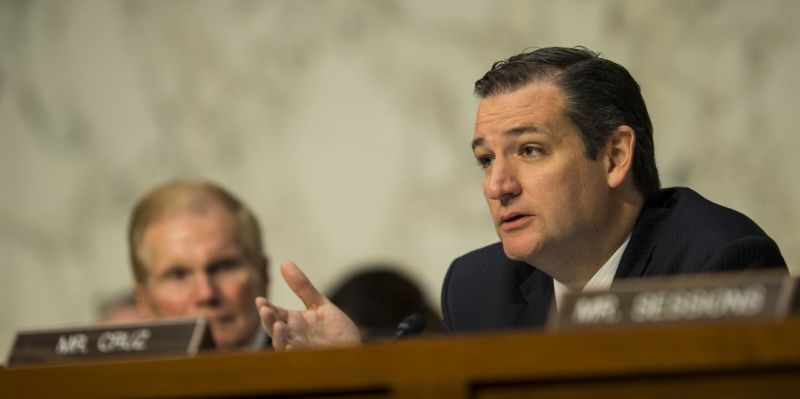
[393,313,426,340]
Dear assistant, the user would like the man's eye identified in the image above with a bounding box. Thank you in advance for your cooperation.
[520,145,542,157]
[208,258,242,275]
[164,268,189,281]
[475,155,494,169]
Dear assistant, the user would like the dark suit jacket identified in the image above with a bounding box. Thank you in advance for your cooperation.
[441,187,787,333]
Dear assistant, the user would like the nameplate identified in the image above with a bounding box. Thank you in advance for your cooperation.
[6,317,213,367]
[549,271,795,330]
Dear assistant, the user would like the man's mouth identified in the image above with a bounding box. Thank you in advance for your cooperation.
[499,213,531,231]
[207,314,235,325]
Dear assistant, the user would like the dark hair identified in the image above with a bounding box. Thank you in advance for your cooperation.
[474,46,660,197]
[328,267,441,340]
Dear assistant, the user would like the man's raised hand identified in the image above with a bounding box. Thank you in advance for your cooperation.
[255,260,361,351]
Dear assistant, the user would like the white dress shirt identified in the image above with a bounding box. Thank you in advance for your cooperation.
[553,234,632,311]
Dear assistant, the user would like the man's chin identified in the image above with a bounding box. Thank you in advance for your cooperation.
[209,325,244,348]
[210,333,242,348]
[500,240,538,263]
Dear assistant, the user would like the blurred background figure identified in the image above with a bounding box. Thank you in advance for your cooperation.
[328,266,441,341]
[97,292,144,324]
[129,179,270,349]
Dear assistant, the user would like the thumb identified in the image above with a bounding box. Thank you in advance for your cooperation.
[280,260,328,310]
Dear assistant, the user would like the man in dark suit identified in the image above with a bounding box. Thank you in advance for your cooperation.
[255,47,786,348]
[441,47,786,333]
[443,188,786,333]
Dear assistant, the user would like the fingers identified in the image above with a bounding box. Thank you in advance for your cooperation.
[256,299,275,336]
[256,297,289,320]
[255,296,268,309]
[280,260,328,310]
[255,296,289,337]
[254,297,290,351]
[272,321,288,351]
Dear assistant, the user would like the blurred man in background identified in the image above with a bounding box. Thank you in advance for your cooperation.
[129,180,269,349]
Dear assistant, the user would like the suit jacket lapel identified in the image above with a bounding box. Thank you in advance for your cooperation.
[614,200,669,281]
[517,266,554,327]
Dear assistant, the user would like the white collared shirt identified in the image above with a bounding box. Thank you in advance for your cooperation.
[553,234,632,311]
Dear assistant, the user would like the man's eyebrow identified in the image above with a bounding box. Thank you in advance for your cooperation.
[207,255,243,270]
[506,124,539,136]
[159,264,189,277]
[471,124,540,150]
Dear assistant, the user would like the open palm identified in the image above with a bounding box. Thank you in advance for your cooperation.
[256,261,360,350]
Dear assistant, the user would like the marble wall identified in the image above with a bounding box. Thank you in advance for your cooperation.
[2,0,799,360]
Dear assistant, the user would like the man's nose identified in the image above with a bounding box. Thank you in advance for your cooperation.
[194,273,218,305]
[485,158,521,203]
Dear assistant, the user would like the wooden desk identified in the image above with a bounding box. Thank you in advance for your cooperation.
[3,318,800,398]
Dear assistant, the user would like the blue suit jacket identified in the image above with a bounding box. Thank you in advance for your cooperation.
[441,187,787,333]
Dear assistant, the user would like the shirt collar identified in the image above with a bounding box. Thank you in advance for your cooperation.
[553,233,632,310]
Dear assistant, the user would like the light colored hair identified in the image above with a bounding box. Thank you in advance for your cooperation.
[128,179,266,284]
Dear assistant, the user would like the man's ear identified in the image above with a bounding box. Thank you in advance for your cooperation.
[604,125,635,188]
[134,283,154,317]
